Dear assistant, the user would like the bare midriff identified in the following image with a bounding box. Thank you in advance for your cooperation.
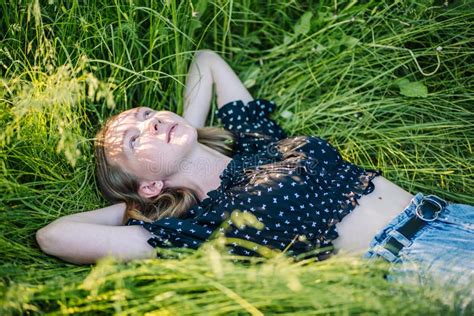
[332,175,414,255]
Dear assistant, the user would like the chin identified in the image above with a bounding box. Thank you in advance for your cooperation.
[174,126,198,147]
[186,126,199,145]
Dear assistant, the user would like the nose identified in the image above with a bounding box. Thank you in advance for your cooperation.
[146,118,173,140]
[146,118,162,136]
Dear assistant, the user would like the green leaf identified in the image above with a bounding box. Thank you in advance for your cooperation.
[189,19,202,32]
[242,66,261,89]
[195,0,208,14]
[189,0,208,32]
[280,110,294,119]
[315,43,326,53]
[396,78,428,98]
[294,11,313,36]
[283,34,293,45]
[247,33,261,45]
[341,36,359,49]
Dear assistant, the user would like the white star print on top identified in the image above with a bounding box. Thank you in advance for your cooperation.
[127,99,381,260]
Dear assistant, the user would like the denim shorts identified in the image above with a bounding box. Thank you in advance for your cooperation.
[364,193,473,306]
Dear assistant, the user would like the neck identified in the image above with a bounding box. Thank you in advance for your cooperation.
[167,143,232,201]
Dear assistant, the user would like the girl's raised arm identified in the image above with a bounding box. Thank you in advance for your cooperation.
[183,50,253,128]
[36,203,156,265]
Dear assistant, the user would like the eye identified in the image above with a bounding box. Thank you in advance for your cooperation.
[129,135,138,149]
[143,110,152,119]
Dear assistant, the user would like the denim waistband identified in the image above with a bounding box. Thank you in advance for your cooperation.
[364,192,449,262]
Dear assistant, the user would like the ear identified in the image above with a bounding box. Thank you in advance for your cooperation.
[138,180,164,199]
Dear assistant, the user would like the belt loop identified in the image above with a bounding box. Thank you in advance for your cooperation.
[373,245,399,263]
[388,230,412,247]
[369,193,449,263]
[375,193,448,262]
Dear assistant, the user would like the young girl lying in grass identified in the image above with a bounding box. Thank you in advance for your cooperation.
[36,50,473,288]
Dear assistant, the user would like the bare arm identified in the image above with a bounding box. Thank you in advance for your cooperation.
[37,50,251,264]
[183,50,253,128]
[36,203,156,265]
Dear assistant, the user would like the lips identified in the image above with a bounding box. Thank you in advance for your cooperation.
[167,123,177,143]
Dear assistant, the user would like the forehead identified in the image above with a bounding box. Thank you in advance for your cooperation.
[108,108,140,132]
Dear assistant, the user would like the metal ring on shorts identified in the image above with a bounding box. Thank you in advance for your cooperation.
[415,195,443,222]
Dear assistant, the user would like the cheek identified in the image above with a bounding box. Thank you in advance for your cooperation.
[135,152,168,176]
[131,148,159,172]
[174,125,197,145]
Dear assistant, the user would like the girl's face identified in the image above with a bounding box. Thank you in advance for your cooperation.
[104,107,197,181]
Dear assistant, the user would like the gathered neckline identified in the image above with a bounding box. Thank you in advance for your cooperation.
[197,154,247,209]
[196,144,286,211]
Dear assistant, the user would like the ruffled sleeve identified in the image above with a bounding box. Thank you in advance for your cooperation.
[216,99,287,155]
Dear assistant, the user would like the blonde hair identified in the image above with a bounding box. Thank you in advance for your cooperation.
[94,113,235,225]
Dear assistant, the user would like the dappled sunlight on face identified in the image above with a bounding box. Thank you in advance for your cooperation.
[104,108,137,163]
[103,107,198,180]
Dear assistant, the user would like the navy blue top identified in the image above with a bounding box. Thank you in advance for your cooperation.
[126,99,380,260]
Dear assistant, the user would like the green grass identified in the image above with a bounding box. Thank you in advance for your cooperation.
[1,0,473,314]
